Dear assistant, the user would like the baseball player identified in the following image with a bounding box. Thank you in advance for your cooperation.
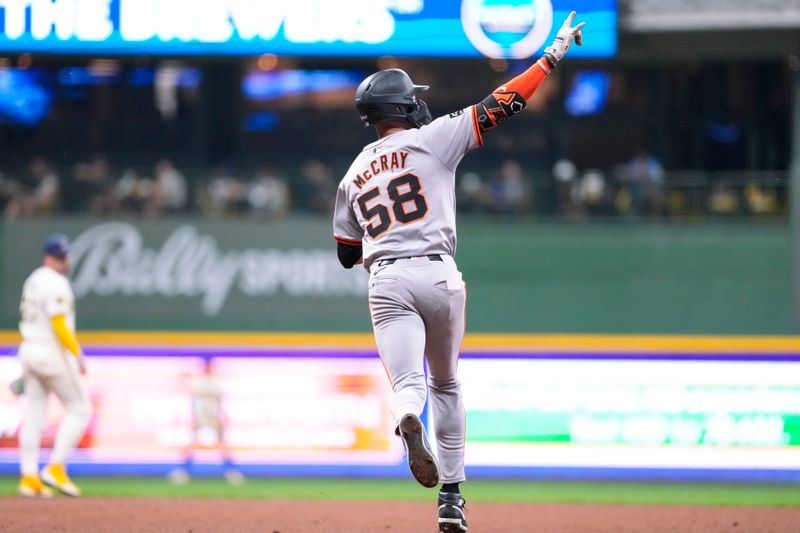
[17,234,91,497]
[333,12,585,532]
[167,357,245,486]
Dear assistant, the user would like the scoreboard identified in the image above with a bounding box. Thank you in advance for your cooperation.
[0,0,617,58]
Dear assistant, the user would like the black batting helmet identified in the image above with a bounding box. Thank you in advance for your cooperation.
[355,69,432,128]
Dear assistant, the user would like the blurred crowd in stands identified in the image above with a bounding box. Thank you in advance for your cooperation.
[0,152,785,221]
[460,151,783,220]
[0,54,790,223]
[0,155,300,220]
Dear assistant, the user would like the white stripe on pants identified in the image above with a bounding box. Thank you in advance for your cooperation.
[369,256,466,484]
[18,342,91,476]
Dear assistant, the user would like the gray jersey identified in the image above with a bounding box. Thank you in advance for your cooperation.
[333,107,481,270]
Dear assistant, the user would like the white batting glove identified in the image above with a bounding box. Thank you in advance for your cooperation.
[544,11,585,67]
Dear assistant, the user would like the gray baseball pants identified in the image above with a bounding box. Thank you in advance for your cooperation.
[368,255,466,483]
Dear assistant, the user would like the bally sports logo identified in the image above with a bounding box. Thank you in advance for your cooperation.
[67,222,367,315]
[461,0,554,59]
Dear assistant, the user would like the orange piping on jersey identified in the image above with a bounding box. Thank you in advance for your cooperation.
[333,236,362,246]
[498,59,550,101]
[470,105,484,147]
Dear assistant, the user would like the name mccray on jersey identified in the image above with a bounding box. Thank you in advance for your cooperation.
[333,107,482,270]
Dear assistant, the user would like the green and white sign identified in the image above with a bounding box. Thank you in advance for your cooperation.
[0,218,792,334]
[1,218,369,331]
[456,358,800,469]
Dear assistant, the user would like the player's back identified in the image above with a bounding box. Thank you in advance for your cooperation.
[334,108,480,270]
[19,266,75,344]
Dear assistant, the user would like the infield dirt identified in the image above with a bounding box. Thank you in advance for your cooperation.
[2,497,800,532]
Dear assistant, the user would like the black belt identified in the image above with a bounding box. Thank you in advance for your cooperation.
[377,254,443,267]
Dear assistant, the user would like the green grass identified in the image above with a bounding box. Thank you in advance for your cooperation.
[3,477,800,507]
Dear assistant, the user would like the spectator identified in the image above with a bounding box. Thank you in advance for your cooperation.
[62,162,91,212]
[552,158,583,220]
[490,159,530,219]
[63,154,113,214]
[619,150,665,217]
[86,154,117,214]
[247,167,290,219]
[149,158,188,216]
[708,182,740,215]
[744,183,777,215]
[5,157,60,218]
[203,165,247,217]
[456,171,490,214]
[297,159,335,215]
[30,157,60,215]
[115,169,155,216]
[577,169,611,217]
[0,171,20,216]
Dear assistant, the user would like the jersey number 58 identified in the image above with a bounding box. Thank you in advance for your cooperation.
[356,173,428,238]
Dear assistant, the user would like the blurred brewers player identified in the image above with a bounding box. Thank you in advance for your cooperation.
[167,357,245,486]
[333,12,585,532]
[17,234,91,497]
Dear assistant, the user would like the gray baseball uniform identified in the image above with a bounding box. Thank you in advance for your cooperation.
[333,108,480,483]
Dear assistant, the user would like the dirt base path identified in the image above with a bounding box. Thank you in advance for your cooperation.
[2,497,799,532]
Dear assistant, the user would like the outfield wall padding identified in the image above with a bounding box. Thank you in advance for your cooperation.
[0,218,792,334]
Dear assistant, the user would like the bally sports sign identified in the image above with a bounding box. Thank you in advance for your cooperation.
[0,0,617,58]
[0,218,370,330]
[68,222,367,316]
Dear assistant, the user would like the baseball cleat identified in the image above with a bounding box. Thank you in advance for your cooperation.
[398,413,440,488]
[18,475,53,498]
[438,491,468,532]
[224,469,246,486]
[41,463,81,497]
[166,467,191,486]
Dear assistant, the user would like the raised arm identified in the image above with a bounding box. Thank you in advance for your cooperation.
[473,11,585,140]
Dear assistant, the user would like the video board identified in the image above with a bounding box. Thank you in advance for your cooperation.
[0,0,617,58]
[0,354,399,466]
[1,345,798,479]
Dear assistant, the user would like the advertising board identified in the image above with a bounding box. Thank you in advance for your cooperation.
[0,0,617,58]
[0,353,400,467]
[1,343,797,479]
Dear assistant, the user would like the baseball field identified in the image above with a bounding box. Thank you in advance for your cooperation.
[6,333,800,533]
[2,477,800,532]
